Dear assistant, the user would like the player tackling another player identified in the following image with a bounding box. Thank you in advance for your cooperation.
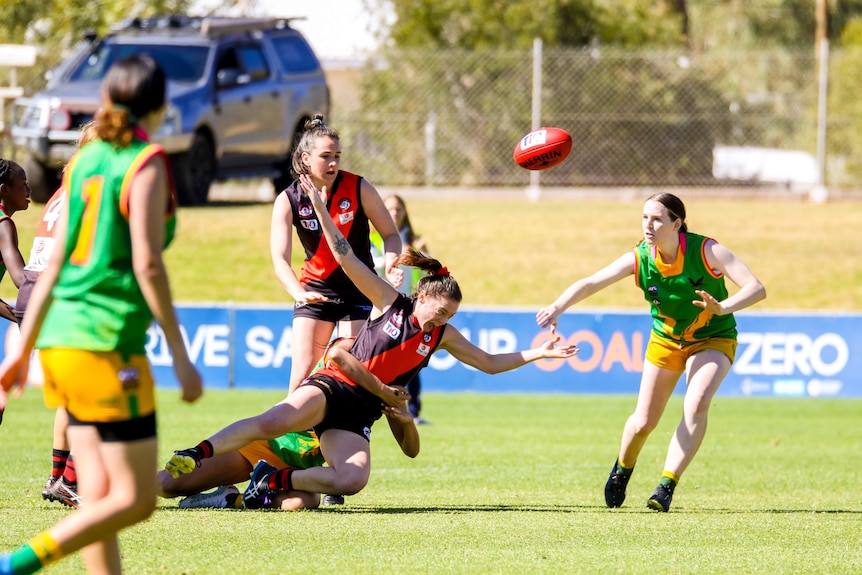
[161,172,579,510]
[537,192,766,512]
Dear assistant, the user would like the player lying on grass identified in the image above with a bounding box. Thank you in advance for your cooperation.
[163,173,579,509]
[158,338,414,510]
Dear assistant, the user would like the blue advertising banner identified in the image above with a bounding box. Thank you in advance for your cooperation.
[7,305,860,398]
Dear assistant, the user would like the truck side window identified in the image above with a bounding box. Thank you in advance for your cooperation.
[235,45,269,81]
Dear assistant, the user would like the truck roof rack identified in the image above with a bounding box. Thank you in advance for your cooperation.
[200,17,292,36]
[112,15,307,37]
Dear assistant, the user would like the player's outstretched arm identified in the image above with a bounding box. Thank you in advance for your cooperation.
[536,252,635,330]
[439,325,579,375]
[301,174,397,311]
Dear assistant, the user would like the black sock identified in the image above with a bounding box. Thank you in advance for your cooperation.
[184,440,214,463]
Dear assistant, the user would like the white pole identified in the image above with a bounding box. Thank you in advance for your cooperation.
[811,39,829,203]
[527,37,543,201]
[425,111,437,186]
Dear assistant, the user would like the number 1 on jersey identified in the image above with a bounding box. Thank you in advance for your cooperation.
[69,176,104,266]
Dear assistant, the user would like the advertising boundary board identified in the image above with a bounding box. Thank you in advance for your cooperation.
[6,305,860,398]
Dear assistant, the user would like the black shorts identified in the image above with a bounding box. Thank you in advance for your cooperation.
[301,374,383,441]
[293,297,373,323]
[67,411,157,442]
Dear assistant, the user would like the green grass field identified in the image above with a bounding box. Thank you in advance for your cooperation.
[0,194,859,573]
[1,389,860,574]
[1,195,860,310]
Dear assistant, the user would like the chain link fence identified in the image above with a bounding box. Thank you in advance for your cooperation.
[4,41,860,192]
[333,45,860,191]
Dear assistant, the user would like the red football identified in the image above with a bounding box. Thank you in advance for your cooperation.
[513,127,573,170]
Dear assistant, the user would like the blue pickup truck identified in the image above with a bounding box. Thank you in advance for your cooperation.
[12,15,330,205]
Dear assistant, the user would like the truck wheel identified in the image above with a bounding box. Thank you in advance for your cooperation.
[172,132,216,205]
[21,155,60,203]
[272,123,305,194]
[272,157,292,195]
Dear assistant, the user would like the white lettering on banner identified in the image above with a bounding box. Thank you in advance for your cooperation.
[245,326,293,368]
[807,378,843,397]
[427,328,518,371]
[201,325,230,366]
[146,324,172,366]
[185,325,229,366]
[735,332,849,377]
[145,324,229,367]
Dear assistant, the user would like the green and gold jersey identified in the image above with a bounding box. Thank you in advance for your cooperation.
[37,136,177,354]
[634,232,737,345]
[268,430,326,470]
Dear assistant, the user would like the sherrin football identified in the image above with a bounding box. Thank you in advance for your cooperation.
[513,127,572,170]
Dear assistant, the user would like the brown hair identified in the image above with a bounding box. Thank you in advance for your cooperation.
[77,120,100,148]
[94,55,166,147]
[386,194,418,245]
[646,192,688,233]
[291,114,340,177]
[401,250,462,303]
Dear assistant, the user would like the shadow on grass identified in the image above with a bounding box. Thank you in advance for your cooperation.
[705,507,862,515]
[337,505,862,515]
[157,503,862,515]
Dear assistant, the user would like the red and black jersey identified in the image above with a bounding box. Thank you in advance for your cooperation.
[320,294,446,388]
[283,171,375,297]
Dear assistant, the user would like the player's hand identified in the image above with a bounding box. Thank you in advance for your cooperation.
[380,383,411,407]
[0,349,30,399]
[536,305,560,330]
[173,357,203,403]
[693,289,723,315]
[539,334,579,359]
[385,266,404,290]
[0,301,17,323]
[299,174,326,204]
[382,386,413,423]
[294,290,329,305]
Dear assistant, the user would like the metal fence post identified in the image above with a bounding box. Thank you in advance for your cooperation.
[425,111,437,186]
[811,39,829,203]
[526,37,543,201]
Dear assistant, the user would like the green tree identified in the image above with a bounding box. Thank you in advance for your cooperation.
[367,0,686,50]
[0,1,195,91]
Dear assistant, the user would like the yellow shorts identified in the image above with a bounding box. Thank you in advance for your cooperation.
[645,333,737,372]
[40,348,156,423]
[237,439,291,471]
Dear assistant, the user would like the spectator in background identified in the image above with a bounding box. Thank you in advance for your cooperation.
[370,194,431,424]
[537,192,766,513]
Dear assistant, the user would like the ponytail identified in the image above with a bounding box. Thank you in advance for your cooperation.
[401,250,462,303]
